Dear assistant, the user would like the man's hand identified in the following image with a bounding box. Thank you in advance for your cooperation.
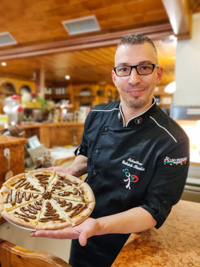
[30,218,99,246]
[48,166,70,174]
[47,155,88,177]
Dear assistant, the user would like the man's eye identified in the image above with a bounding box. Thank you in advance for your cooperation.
[140,65,151,70]
[118,67,129,72]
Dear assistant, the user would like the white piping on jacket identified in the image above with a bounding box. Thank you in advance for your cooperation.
[91,108,119,112]
[121,98,156,127]
[150,116,177,143]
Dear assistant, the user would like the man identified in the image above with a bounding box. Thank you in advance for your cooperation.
[31,34,189,267]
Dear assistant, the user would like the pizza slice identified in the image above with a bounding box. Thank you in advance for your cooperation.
[0,186,41,212]
[1,199,43,230]
[48,172,83,194]
[3,173,43,193]
[28,170,56,191]
[52,197,95,226]
[52,182,95,203]
[36,199,72,230]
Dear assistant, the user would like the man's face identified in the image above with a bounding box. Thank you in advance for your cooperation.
[112,43,163,110]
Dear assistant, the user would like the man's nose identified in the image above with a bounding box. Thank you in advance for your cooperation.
[128,68,141,83]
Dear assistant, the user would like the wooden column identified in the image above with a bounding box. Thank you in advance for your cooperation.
[162,0,191,39]
[35,69,45,96]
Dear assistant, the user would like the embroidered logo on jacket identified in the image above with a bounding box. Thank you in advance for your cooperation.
[122,158,145,171]
[122,168,139,190]
[163,156,187,165]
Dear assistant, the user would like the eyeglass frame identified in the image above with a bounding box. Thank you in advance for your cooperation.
[113,63,159,77]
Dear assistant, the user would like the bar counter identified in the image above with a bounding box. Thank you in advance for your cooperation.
[112,200,200,267]
[20,122,84,148]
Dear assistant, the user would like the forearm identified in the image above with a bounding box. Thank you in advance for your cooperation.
[30,207,157,246]
[49,155,88,178]
[65,155,88,177]
[95,207,157,235]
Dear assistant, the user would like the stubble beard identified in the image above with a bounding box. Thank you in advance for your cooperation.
[124,96,147,109]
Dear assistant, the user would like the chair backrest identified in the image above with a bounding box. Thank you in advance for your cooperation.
[0,239,71,267]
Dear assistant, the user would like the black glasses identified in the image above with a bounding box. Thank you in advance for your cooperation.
[113,63,159,77]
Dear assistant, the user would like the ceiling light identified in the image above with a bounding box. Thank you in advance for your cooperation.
[62,15,100,36]
[162,35,177,44]
[65,75,70,80]
[1,62,7,66]
[0,32,17,47]
[164,81,176,94]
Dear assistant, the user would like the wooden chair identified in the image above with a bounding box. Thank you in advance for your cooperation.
[0,239,71,267]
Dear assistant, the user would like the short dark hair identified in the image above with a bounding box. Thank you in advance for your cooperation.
[118,34,157,55]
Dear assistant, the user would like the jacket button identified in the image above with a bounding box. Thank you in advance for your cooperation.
[93,170,96,175]
[95,149,100,154]
[104,126,108,131]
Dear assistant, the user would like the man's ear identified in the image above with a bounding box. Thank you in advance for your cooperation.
[112,70,117,86]
[156,66,163,86]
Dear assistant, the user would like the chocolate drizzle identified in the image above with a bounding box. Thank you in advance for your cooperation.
[58,188,85,201]
[42,191,52,199]
[34,174,51,190]
[54,198,87,218]
[39,201,65,222]
[5,189,39,206]
[11,178,41,192]
[69,203,87,218]
[51,176,79,193]
[13,200,43,222]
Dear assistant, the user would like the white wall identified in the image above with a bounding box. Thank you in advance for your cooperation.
[173,13,200,106]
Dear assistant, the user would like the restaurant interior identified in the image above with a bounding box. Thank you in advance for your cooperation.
[0,1,200,266]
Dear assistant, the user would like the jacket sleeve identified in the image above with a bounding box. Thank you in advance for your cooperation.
[74,111,92,157]
[141,137,190,228]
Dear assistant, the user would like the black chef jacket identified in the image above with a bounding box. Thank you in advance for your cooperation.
[69,99,189,267]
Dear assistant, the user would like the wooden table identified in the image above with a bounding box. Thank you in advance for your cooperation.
[112,200,200,267]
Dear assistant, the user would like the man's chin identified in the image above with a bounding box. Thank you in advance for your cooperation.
[126,98,146,109]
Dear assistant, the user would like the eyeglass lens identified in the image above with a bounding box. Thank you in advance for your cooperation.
[115,64,154,76]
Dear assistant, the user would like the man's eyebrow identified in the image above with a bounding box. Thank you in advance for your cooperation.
[116,60,154,66]
[138,60,154,64]
[116,62,129,66]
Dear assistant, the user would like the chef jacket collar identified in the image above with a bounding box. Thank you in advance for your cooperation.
[119,97,157,127]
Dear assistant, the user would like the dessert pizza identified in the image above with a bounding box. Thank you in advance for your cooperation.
[0,170,95,230]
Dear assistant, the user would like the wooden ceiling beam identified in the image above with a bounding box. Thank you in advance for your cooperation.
[0,24,173,60]
[162,0,192,39]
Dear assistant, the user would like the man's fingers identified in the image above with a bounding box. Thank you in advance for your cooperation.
[30,228,78,239]
[30,230,65,239]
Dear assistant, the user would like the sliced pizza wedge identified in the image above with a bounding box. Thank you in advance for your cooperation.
[28,170,56,191]
[52,197,95,226]
[36,199,72,230]
[0,186,41,212]
[48,172,83,194]
[3,173,43,194]
[52,182,95,203]
[1,199,43,230]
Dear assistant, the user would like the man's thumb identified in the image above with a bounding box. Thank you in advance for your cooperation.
[79,231,88,246]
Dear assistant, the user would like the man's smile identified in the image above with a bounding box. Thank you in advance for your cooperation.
[125,88,146,96]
